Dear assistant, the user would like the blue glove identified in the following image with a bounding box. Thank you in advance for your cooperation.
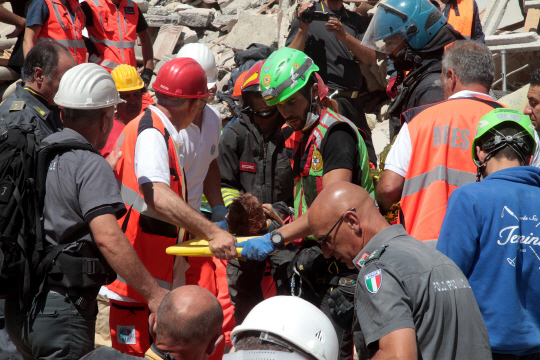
[215,219,228,231]
[236,233,277,261]
[211,205,228,222]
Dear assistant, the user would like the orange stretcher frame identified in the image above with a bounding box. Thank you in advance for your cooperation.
[166,236,254,257]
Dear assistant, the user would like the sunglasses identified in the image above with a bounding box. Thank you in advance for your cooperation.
[317,207,356,247]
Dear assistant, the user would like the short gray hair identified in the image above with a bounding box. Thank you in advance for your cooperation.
[442,40,494,89]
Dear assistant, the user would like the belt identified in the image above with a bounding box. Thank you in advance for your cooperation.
[328,89,359,99]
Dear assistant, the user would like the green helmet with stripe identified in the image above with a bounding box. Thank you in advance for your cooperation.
[259,47,319,106]
[472,108,536,164]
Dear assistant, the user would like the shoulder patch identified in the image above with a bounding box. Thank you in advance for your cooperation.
[364,245,387,266]
[356,252,370,268]
[364,269,382,293]
[33,105,46,116]
[9,101,24,111]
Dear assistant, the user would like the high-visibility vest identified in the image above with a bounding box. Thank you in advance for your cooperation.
[36,0,86,64]
[106,108,187,303]
[284,108,375,220]
[398,95,503,241]
[447,0,474,38]
[84,0,139,71]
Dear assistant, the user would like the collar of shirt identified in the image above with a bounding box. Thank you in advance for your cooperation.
[448,90,494,101]
[353,224,408,270]
[147,105,183,147]
[18,84,51,120]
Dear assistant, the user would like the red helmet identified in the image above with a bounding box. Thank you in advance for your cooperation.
[232,71,248,100]
[152,58,207,98]
[242,61,265,93]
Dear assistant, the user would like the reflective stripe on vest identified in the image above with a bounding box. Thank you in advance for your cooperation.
[221,187,240,207]
[85,0,138,70]
[37,0,86,64]
[399,96,503,241]
[447,0,473,38]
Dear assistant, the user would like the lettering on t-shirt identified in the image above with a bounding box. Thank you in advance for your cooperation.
[432,278,471,292]
[433,126,470,150]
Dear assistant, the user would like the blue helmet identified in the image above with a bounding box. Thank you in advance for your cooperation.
[363,0,446,53]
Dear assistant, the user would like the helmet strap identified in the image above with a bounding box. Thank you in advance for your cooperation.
[394,45,423,72]
[302,89,319,131]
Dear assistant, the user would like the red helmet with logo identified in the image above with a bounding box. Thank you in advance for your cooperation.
[152,58,208,98]
[242,61,265,93]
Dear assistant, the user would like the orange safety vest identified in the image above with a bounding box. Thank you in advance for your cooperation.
[398,95,503,241]
[106,108,187,303]
[84,0,139,71]
[36,0,86,64]
[447,0,473,38]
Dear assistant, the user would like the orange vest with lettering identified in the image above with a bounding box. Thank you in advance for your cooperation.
[398,96,503,241]
[37,0,86,64]
[84,0,139,71]
[447,0,474,38]
[106,108,187,303]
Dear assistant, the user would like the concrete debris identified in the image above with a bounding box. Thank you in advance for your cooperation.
[221,0,254,15]
[147,6,171,15]
[134,0,149,12]
[173,3,195,11]
[202,30,220,44]
[177,8,215,27]
[153,25,184,60]
[211,14,237,31]
[223,11,278,51]
[486,32,540,52]
[481,0,509,36]
[165,1,182,10]
[213,102,234,120]
[145,14,181,27]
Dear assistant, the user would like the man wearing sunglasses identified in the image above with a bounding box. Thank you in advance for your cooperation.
[307,181,492,360]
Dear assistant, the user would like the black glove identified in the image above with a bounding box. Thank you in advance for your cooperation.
[141,68,153,88]
[328,287,354,328]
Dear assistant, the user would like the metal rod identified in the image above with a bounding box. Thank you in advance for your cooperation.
[501,49,507,91]
[492,64,530,87]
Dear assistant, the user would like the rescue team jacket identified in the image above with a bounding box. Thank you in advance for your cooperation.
[84,0,139,71]
[106,108,187,303]
[36,0,86,64]
[285,108,374,219]
[398,95,503,241]
[447,0,473,38]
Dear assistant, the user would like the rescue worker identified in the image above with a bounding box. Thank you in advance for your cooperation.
[238,47,374,360]
[5,63,168,360]
[23,0,86,64]
[376,40,504,243]
[82,286,224,360]
[437,109,540,359]
[100,64,154,158]
[102,58,236,357]
[525,68,540,133]
[0,41,76,138]
[432,0,485,42]
[225,296,339,360]
[217,60,295,325]
[307,182,492,359]
[81,0,154,85]
[363,0,464,139]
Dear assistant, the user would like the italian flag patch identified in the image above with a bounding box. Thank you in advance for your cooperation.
[364,269,382,293]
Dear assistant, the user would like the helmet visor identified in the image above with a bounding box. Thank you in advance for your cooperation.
[362,1,409,54]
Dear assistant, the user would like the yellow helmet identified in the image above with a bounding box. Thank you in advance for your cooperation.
[111,64,144,92]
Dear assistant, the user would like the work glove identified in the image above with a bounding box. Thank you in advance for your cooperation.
[211,205,228,222]
[215,219,228,231]
[141,68,154,88]
[328,287,355,328]
[236,233,277,261]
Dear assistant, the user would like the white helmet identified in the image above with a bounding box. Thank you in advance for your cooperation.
[54,63,125,109]
[226,296,339,360]
[176,43,218,89]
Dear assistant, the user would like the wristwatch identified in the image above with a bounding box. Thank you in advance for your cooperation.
[270,230,285,248]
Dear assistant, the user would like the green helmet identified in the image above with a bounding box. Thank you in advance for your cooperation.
[472,108,537,164]
[260,47,319,106]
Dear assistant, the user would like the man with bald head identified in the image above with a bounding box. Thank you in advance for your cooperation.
[81,285,224,360]
[308,182,491,360]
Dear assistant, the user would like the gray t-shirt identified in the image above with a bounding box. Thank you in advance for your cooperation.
[353,225,491,360]
[42,128,125,248]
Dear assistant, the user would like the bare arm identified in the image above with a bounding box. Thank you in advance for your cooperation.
[287,1,313,52]
[90,212,168,314]
[326,17,376,64]
[375,169,404,215]
[138,30,154,70]
[140,182,237,259]
[0,5,25,38]
[371,328,417,360]
[23,24,41,57]
[203,159,225,208]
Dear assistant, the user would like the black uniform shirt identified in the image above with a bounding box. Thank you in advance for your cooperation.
[352,225,491,360]
[285,1,366,91]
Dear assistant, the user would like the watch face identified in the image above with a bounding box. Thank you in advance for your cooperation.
[271,233,282,245]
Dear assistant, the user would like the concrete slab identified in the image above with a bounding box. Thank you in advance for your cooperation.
[222,11,278,51]
[153,25,183,60]
[177,8,215,27]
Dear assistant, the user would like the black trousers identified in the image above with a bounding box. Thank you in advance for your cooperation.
[334,95,377,166]
[493,353,540,360]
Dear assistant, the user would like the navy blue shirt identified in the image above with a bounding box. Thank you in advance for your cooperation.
[26,0,75,27]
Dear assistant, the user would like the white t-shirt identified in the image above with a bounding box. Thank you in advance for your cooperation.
[385,90,540,177]
[100,105,189,303]
[178,105,221,212]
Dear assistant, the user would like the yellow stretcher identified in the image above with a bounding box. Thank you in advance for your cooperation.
[165,236,254,257]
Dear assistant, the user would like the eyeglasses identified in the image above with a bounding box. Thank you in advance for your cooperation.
[317,207,355,247]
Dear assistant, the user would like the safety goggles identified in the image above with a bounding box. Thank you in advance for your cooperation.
[317,207,356,246]
[262,58,314,102]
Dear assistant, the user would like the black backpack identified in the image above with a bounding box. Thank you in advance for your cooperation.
[0,124,105,309]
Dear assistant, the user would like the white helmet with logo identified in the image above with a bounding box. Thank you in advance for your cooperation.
[176,43,218,89]
[225,296,339,360]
